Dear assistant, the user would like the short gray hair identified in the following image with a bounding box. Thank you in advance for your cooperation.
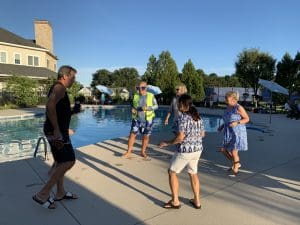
[57,65,77,79]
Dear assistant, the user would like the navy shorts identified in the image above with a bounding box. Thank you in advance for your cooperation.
[130,119,154,136]
[47,139,76,163]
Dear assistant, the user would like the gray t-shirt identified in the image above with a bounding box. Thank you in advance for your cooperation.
[169,96,181,122]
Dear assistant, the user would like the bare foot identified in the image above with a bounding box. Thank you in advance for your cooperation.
[141,152,148,158]
[122,152,131,159]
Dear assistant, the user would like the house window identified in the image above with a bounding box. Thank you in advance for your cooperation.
[54,63,56,71]
[28,56,39,66]
[28,56,33,66]
[15,53,21,64]
[47,59,50,68]
[0,52,7,63]
[34,56,39,66]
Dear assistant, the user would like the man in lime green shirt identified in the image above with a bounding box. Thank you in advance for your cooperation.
[123,81,158,158]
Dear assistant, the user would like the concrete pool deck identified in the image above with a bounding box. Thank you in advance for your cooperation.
[0,106,299,225]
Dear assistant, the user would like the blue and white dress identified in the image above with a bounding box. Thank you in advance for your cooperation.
[222,104,248,151]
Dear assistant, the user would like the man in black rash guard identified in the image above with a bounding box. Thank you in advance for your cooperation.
[32,65,78,209]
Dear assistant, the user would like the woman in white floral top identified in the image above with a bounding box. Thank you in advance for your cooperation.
[159,94,205,209]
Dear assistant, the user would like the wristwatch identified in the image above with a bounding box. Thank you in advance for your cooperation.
[237,121,241,124]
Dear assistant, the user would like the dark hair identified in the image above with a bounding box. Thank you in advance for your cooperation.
[178,94,200,121]
[57,65,77,79]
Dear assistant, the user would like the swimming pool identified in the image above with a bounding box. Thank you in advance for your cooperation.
[0,106,222,158]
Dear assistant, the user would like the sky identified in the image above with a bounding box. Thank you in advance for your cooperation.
[1,0,299,86]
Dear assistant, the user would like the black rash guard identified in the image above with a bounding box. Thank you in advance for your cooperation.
[43,82,71,142]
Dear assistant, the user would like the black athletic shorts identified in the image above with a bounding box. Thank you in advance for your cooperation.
[48,140,76,163]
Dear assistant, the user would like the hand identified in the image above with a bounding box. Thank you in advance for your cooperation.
[68,129,75,136]
[142,106,147,111]
[159,142,168,148]
[51,139,64,149]
[53,128,63,140]
[164,119,169,125]
[132,108,137,114]
[48,129,64,149]
[229,121,239,128]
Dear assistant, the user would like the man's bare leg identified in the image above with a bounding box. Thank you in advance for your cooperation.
[141,135,149,158]
[55,161,75,199]
[123,133,136,158]
[35,161,74,203]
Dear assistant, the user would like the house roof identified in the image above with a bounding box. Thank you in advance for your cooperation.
[0,27,58,60]
[0,27,45,49]
[0,63,57,78]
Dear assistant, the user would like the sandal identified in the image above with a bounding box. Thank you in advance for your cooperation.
[32,195,56,209]
[227,162,241,171]
[163,200,181,209]
[54,191,78,201]
[189,199,201,209]
[228,161,240,177]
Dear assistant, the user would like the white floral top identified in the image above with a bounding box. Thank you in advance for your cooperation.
[177,113,205,153]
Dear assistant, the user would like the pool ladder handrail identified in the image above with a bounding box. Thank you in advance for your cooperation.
[34,136,48,160]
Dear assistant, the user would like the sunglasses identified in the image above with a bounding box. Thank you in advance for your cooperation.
[136,86,147,91]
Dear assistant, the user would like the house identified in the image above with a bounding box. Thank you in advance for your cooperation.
[78,87,92,97]
[110,87,129,100]
[0,20,58,93]
[205,87,261,102]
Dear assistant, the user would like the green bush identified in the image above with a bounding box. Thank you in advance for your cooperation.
[5,76,39,107]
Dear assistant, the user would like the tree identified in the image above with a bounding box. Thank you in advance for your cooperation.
[235,48,276,96]
[181,59,205,101]
[275,53,296,92]
[68,81,83,103]
[142,55,157,85]
[227,74,242,87]
[91,69,112,87]
[111,67,139,91]
[294,51,300,92]
[6,75,39,107]
[203,73,220,87]
[155,51,180,103]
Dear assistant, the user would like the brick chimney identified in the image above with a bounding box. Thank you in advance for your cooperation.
[34,20,53,53]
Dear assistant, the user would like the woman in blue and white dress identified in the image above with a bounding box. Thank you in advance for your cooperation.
[159,94,205,209]
[218,91,249,176]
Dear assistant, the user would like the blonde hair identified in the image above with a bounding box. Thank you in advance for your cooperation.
[225,91,239,101]
[175,84,187,95]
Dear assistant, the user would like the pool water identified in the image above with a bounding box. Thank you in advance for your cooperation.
[0,107,222,157]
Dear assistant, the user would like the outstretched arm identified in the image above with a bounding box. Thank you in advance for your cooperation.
[159,131,185,148]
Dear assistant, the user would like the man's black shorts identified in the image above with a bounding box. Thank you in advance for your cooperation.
[48,141,75,163]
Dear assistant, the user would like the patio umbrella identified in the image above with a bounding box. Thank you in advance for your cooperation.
[258,79,289,123]
[147,85,162,95]
[258,79,289,95]
[96,85,113,95]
